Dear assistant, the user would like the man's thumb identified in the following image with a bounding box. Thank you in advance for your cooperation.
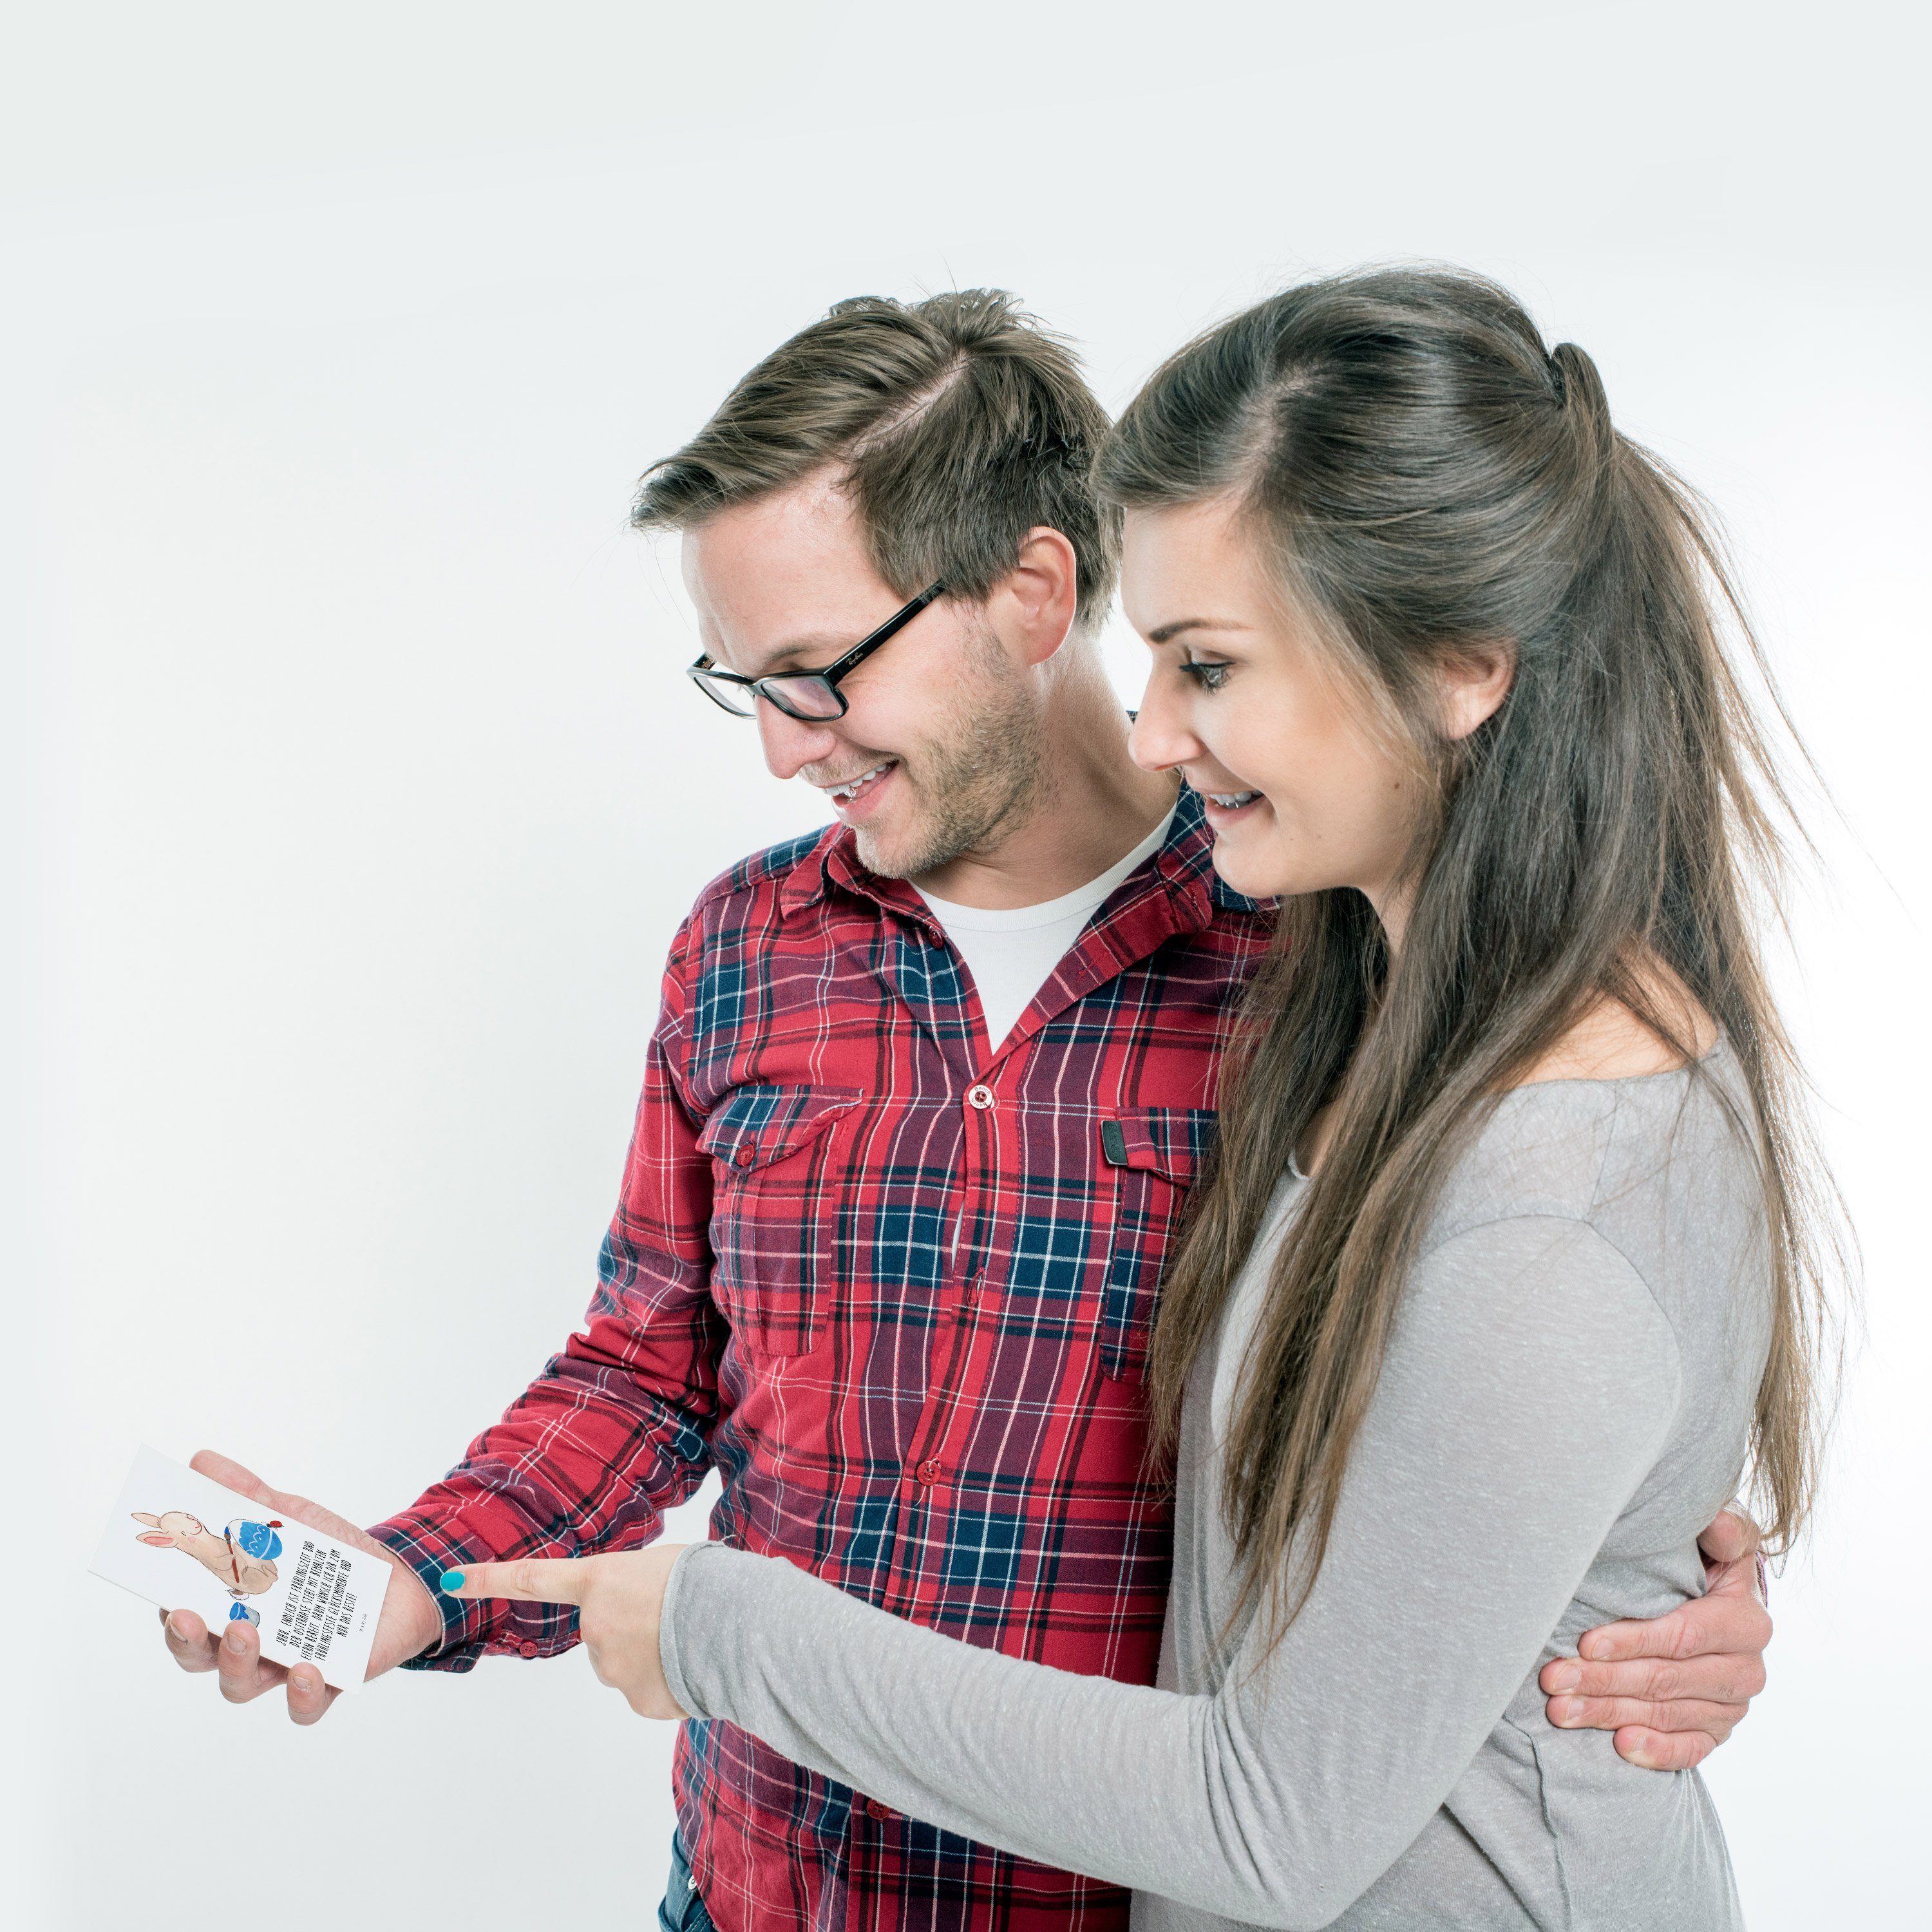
[1696,1507,1760,1567]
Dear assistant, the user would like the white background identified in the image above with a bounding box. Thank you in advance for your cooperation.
[6,4,1927,1926]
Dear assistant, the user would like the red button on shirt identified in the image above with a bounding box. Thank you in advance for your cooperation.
[865,1798,896,1821]
[915,1458,945,1486]
[735,1144,755,1166]
[965,1083,995,1110]
[518,1640,540,1658]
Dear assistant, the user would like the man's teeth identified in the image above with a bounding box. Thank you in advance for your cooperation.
[828,761,894,801]
[1207,790,1260,808]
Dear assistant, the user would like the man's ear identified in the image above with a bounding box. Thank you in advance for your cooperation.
[1439,639,1516,741]
[990,526,1082,668]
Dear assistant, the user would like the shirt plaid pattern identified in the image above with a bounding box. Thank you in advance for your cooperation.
[371,789,1271,1931]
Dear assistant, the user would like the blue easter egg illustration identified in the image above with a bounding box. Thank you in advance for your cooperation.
[227,1603,261,1626]
[231,1519,283,1561]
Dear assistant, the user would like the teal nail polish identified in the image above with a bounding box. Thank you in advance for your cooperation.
[440,1569,466,1592]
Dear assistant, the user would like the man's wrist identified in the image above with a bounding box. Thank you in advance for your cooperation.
[375,1557,447,1674]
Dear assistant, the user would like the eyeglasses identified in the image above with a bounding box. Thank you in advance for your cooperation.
[687,582,946,721]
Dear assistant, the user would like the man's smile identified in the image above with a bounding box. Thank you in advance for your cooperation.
[815,759,900,819]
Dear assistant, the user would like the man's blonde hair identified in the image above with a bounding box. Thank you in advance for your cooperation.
[633,290,1118,630]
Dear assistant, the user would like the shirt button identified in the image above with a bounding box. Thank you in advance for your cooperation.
[518,1641,540,1658]
[965,1084,995,1111]
[915,1458,945,1487]
[735,1144,755,1166]
[865,1798,897,1821]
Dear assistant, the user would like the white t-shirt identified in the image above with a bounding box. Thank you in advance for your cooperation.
[916,808,1176,1052]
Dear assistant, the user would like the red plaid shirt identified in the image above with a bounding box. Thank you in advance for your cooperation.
[372,790,1271,1931]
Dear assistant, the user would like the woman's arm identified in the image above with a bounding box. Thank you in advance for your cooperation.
[660,1215,1683,1929]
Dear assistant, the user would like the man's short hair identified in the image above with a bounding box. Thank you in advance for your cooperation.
[633,290,1119,629]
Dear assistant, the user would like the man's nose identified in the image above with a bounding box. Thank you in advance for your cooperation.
[756,701,842,781]
[1128,677,1201,774]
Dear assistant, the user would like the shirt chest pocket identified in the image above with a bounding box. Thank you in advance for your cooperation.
[699,1084,864,1358]
[1098,1107,1216,1383]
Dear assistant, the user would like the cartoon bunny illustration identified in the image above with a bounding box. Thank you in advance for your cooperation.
[132,1510,283,1624]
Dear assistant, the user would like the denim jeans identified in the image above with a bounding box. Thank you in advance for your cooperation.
[656,1830,717,1932]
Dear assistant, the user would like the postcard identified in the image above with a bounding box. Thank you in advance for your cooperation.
[91,1446,383,1690]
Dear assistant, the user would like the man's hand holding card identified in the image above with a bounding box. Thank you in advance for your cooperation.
[95,1447,440,1721]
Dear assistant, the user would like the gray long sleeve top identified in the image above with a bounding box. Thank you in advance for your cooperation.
[661,1048,1768,1930]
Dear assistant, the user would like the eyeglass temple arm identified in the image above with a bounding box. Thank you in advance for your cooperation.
[820,581,947,681]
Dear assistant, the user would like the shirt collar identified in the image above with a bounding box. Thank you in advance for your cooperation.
[775,783,1272,930]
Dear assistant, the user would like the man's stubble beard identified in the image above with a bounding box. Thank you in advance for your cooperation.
[853,637,1050,883]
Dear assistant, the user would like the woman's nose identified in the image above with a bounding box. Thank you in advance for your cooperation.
[1128,678,1200,774]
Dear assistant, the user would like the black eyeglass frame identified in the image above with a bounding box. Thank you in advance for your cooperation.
[687,582,947,721]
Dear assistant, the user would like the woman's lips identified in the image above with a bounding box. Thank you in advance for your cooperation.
[1197,784,1262,829]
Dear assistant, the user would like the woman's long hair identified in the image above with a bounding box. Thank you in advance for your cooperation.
[1098,267,1846,1647]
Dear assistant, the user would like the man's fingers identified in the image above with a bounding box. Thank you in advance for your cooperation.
[1702,1550,1770,1611]
[1613,1724,1716,1772]
[189,1448,287,1513]
[285,1664,337,1727]
[1577,1589,1769,1667]
[1696,1506,1761,1567]
[440,1557,592,1607]
[1577,1610,1689,1664]
[1540,1650,1766,1706]
[1548,1693,1743,1737]
[158,1602,335,1719]
[214,1615,286,1704]
[159,1606,221,1674]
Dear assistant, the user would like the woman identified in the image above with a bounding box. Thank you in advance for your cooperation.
[448,268,1837,1927]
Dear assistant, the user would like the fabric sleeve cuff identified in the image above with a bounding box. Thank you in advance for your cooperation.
[368,1511,580,1672]
[659,1539,737,1719]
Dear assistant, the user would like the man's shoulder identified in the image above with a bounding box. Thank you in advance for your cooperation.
[1155,805,1276,937]
[679,822,841,940]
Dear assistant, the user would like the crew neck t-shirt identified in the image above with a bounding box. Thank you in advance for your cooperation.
[916,808,1176,1052]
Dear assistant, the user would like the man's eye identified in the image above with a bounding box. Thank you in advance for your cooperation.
[1178,659,1232,692]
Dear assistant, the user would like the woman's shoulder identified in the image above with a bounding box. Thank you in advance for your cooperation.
[1428,1012,1761,1325]
[1432,961,1730,1202]
[1517,972,1721,1087]
[1460,974,1733,1200]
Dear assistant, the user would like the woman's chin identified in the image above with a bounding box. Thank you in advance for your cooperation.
[1208,846,1294,900]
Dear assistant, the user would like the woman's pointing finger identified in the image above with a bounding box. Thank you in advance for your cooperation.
[439,1558,594,1606]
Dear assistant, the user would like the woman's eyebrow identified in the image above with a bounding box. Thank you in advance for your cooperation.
[1146,616,1253,646]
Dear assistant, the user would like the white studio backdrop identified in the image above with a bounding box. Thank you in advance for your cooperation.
[5,4,1927,1926]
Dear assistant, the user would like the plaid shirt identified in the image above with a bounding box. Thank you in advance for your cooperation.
[372,790,1271,1932]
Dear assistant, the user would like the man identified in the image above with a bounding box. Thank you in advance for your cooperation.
[162,290,1772,1932]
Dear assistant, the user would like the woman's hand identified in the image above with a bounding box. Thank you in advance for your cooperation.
[440,1546,690,1718]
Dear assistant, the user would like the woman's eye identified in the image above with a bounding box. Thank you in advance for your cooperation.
[1178,659,1232,692]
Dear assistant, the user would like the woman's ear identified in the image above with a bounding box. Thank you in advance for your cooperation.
[1439,640,1516,741]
